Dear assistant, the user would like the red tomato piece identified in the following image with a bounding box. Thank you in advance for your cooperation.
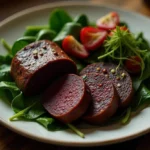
[62,35,89,59]
[80,27,107,51]
[124,56,142,74]
[96,12,120,30]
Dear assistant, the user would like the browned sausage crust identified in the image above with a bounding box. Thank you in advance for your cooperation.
[80,62,134,108]
[11,40,77,95]
[82,73,119,125]
[42,74,92,123]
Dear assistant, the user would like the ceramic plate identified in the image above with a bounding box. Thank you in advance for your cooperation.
[0,1,150,147]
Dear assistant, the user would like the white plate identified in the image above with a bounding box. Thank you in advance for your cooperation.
[0,1,150,147]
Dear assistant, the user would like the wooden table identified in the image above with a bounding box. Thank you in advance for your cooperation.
[0,0,150,149]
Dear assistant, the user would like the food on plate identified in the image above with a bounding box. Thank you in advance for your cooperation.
[80,62,134,107]
[124,56,142,74]
[62,35,89,59]
[96,12,119,30]
[1,8,150,138]
[80,27,108,51]
[11,40,77,96]
[42,74,91,123]
[82,73,119,124]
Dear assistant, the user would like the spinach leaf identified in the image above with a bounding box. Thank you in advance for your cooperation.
[0,54,13,65]
[53,22,82,46]
[24,25,49,36]
[12,92,41,112]
[136,32,150,50]
[132,77,142,92]
[0,81,20,103]
[36,116,67,131]
[24,101,46,120]
[11,92,25,113]
[74,14,89,27]
[12,36,36,56]
[0,81,20,97]
[49,9,72,33]
[141,51,150,80]
[132,84,150,110]
[11,92,45,119]
[0,64,12,82]
[10,100,46,120]
[36,29,56,41]
[0,90,13,105]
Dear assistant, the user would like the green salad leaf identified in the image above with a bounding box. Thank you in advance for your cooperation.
[36,116,67,131]
[49,9,72,33]
[24,25,49,36]
[136,32,150,50]
[132,85,150,110]
[0,65,12,82]
[53,22,82,46]
[74,14,89,27]
[0,54,12,65]
[12,36,36,56]
[36,29,56,41]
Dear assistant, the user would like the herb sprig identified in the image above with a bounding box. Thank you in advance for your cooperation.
[98,26,147,77]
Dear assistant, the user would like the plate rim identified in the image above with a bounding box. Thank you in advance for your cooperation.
[0,1,150,146]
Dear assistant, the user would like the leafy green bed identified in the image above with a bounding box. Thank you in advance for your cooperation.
[0,9,150,138]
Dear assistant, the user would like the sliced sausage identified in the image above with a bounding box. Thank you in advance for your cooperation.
[82,73,119,125]
[80,62,134,107]
[42,74,92,123]
[11,40,77,96]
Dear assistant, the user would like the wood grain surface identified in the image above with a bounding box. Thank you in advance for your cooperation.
[0,0,150,149]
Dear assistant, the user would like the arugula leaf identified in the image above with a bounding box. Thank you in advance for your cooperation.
[49,9,72,33]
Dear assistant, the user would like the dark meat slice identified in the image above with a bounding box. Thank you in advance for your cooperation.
[11,40,77,96]
[80,62,134,107]
[82,73,119,125]
[42,74,92,123]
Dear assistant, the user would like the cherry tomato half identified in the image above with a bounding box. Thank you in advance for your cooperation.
[62,35,89,59]
[80,26,107,51]
[96,12,120,30]
[124,56,142,74]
